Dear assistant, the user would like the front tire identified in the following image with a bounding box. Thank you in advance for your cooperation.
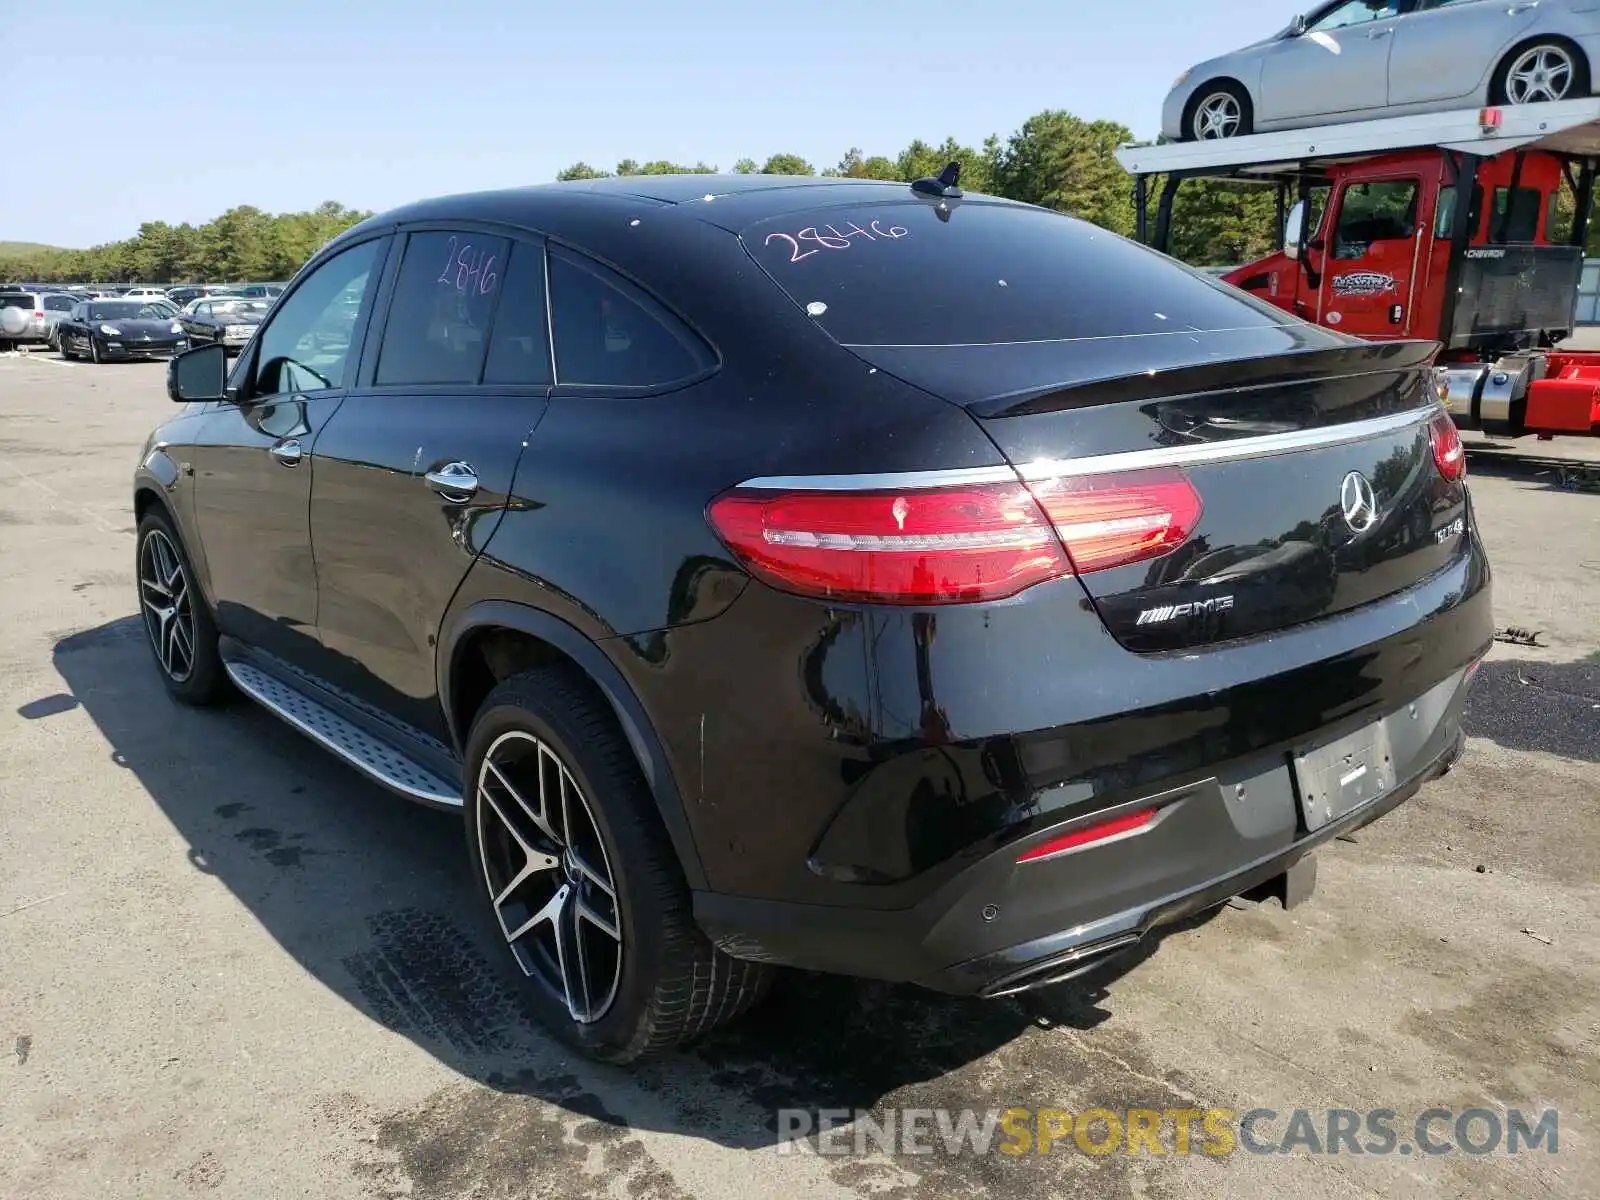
[136,510,230,705]
[1493,40,1589,106]
[89,336,102,364]
[1186,81,1253,140]
[464,666,772,1063]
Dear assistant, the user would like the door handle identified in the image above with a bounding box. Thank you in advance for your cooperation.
[1507,2,1539,12]
[425,461,480,503]
[269,439,303,467]
[1367,26,1394,38]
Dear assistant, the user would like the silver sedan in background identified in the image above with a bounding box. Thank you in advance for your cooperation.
[1164,0,1600,141]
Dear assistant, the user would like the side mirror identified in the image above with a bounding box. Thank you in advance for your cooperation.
[1284,200,1307,260]
[167,342,228,403]
[1288,14,1308,37]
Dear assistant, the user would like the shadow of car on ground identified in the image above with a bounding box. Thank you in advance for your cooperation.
[43,615,1198,1158]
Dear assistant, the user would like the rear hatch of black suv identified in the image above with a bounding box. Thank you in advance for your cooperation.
[740,197,1468,651]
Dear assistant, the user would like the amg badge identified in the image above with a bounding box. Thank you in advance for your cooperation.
[1135,595,1235,626]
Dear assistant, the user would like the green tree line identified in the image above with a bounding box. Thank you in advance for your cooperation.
[552,114,1283,266]
[13,106,1600,285]
[0,201,375,285]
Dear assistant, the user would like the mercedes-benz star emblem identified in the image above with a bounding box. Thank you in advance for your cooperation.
[1340,471,1379,533]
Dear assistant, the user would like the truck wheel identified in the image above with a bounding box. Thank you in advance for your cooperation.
[1494,40,1588,106]
[1186,82,1253,141]
[464,665,773,1063]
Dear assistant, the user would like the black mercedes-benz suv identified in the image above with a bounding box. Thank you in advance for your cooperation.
[135,172,1491,1062]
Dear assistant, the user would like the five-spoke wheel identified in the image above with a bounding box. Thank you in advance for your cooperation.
[139,526,196,683]
[464,666,773,1061]
[476,730,624,1024]
[134,511,229,704]
[1505,44,1579,105]
[1187,82,1253,141]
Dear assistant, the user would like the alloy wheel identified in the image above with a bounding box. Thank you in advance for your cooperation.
[1506,47,1575,104]
[138,528,195,682]
[475,730,623,1024]
[1193,92,1242,139]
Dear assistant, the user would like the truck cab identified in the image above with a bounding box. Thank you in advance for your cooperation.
[1222,150,1574,348]
[1116,100,1600,438]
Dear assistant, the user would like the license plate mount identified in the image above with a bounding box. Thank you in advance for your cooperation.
[1292,718,1395,831]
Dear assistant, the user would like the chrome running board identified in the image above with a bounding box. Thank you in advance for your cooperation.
[223,659,463,808]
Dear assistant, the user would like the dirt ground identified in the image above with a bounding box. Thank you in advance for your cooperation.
[1,349,1596,1198]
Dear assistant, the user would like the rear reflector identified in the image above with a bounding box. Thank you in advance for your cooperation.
[1428,413,1466,481]
[1025,469,1202,574]
[708,467,1201,605]
[1016,807,1159,863]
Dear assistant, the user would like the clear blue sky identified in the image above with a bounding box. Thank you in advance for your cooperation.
[4,0,1295,247]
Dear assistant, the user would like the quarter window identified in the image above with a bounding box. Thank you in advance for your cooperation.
[548,247,713,388]
[1333,180,1419,258]
[375,231,509,386]
[482,242,553,385]
[250,238,381,397]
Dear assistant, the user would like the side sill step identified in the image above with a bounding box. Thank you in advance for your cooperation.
[223,659,463,808]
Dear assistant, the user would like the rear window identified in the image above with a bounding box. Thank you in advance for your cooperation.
[740,200,1298,348]
[0,294,35,309]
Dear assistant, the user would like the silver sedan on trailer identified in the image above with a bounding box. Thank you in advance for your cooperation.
[1165,0,1600,141]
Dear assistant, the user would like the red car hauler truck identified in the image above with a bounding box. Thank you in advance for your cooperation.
[1116,98,1600,439]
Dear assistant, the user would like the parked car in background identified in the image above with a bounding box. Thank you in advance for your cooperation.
[1166,0,1600,140]
[139,174,1489,1061]
[58,298,188,362]
[235,282,285,299]
[166,284,244,306]
[177,297,270,354]
[0,290,78,349]
[123,286,171,301]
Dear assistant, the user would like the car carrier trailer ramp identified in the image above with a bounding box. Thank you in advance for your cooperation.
[1116,97,1600,181]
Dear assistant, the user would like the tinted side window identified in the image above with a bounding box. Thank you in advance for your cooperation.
[252,238,381,397]
[1490,187,1541,242]
[482,241,552,385]
[375,231,509,387]
[548,247,713,388]
[44,295,74,312]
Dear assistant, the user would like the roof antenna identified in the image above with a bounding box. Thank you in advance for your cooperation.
[911,161,964,199]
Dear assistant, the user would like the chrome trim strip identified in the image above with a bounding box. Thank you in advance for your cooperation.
[738,464,1020,491]
[223,660,463,809]
[736,406,1436,492]
[1015,405,1435,481]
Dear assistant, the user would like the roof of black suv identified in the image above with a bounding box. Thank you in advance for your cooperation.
[343,174,1018,243]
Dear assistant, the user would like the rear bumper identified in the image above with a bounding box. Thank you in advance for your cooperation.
[695,666,1472,995]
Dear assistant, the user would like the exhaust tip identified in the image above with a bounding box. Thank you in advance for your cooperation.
[980,933,1143,998]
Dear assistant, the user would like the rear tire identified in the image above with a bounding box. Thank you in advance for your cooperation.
[136,510,230,705]
[60,333,75,360]
[1492,39,1589,106]
[464,665,773,1063]
[1186,81,1253,140]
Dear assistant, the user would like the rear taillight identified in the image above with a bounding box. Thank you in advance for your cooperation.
[706,483,1070,604]
[33,311,44,320]
[707,468,1201,605]
[1026,469,1203,575]
[1428,414,1466,481]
